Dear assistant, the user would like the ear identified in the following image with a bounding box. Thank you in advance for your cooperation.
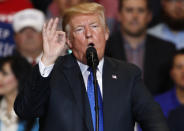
[105,27,110,41]
[66,37,72,49]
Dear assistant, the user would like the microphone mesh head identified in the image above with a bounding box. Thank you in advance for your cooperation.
[86,46,99,68]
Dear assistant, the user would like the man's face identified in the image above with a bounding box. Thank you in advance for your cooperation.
[162,0,184,20]
[67,14,109,64]
[162,0,184,31]
[170,54,184,89]
[14,27,43,56]
[118,0,151,37]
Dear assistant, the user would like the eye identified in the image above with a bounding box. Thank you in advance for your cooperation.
[74,27,84,33]
[138,8,146,13]
[125,8,133,13]
[1,70,8,76]
[92,25,98,28]
[175,65,183,69]
[90,24,99,29]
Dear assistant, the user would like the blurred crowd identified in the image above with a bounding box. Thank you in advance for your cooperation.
[0,0,184,131]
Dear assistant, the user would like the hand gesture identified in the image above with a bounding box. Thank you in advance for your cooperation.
[41,18,66,66]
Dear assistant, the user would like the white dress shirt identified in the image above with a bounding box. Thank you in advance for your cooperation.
[39,58,104,96]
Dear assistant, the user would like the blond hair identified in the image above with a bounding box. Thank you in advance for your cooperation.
[62,2,108,33]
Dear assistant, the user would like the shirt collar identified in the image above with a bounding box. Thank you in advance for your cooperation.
[162,24,184,35]
[77,57,104,75]
[123,36,145,51]
[26,52,43,64]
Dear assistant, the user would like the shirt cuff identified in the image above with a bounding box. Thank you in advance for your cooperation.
[38,60,54,77]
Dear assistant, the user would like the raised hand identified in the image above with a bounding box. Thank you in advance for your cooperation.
[41,17,66,66]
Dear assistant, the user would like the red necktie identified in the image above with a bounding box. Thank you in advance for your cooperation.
[32,59,36,66]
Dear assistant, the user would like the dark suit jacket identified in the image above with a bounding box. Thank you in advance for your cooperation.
[14,54,169,131]
[168,105,184,131]
[105,31,176,95]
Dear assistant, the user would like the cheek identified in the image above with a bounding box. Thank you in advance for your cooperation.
[165,5,174,13]
[121,15,130,23]
[3,75,17,86]
[0,77,18,95]
[16,35,24,44]
[72,35,86,47]
[172,71,183,81]
[71,38,86,54]
[34,35,43,44]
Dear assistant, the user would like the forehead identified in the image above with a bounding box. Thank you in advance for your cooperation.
[1,62,11,71]
[122,0,147,8]
[69,14,101,28]
[18,27,38,33]
[174,54,184,63]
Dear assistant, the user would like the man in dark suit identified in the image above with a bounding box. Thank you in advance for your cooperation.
[14,2,169,131]
[105,0,176,95]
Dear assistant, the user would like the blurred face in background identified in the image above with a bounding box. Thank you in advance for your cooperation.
[170,54,184,89]
[0,62,18,96]
[162,0,184,31]
[118,0,152,37]
[162,0,184,20]
[14,27,43,56]
[55,0,86,16]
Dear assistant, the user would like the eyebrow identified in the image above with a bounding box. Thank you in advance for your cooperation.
[73,21,99,28]
[89,22,98,25]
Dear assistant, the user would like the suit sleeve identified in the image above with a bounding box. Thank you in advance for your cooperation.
[131,69,170,131]
[14,65,51,119]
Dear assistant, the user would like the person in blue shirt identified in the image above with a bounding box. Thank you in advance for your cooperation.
[138,48,184,131]
[155,49,184,117]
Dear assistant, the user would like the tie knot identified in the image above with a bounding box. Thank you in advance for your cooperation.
[87,67,99,73]
[32,59,36,66]
[87,67,93,72]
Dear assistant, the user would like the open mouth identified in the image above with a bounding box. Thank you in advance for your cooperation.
[88,43,95,47]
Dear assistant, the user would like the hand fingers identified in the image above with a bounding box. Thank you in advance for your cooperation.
[42,23,48,44]
[54,31,66,44]
[50,17,59,36]
[46,18,53,31]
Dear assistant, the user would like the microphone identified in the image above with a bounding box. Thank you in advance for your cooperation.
[86,43,99,68]
[86,43,100,131]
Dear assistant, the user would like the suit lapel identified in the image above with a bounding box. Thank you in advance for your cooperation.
[103,57,121,131]
[62,55,94,131]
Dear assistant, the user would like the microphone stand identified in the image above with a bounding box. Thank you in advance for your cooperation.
[91,53,99,131]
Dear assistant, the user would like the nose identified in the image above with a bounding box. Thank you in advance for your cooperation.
[85,26,92,39]
[23,28,35,37]
[133,11,139,17]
